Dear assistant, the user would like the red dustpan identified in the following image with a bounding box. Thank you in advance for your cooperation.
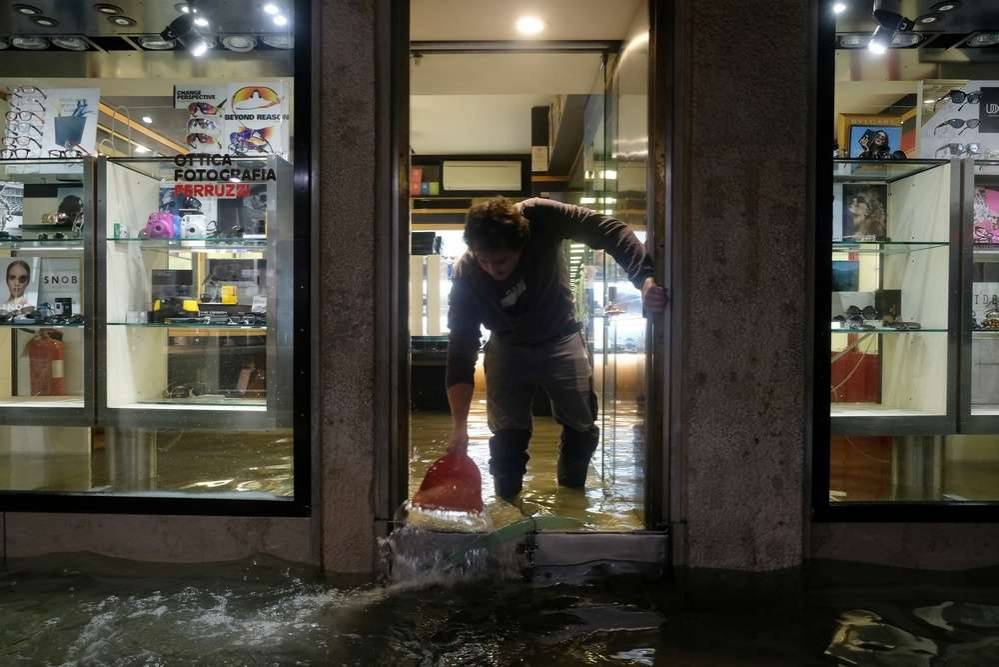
[412,450,484,514]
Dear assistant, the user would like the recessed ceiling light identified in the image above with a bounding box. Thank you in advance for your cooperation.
[932,1,959,12]
[838,34,870,48]
[222,35,257,52]
[109,15,137,26]
[263,3,280,15]
[868,40,888,55]
[141,115,153,124]
[967,32,999,47]
[891,32,922,47]
[134,145,150,154]
[923,98,935,104]
[11,36,50,50]
[832,2,846,14]
[260,34,293,48]
[52,36,89,50]
[13,4,42,16]
[176,2,192,12]
[30,16,59,27]
[273,14,288,26]
[0,38,9,50]
[916,13,941,24]
[190,39,210,57]
[94,3,123,13]
[193,16,210,28]
[516,16,544,35]
[138,35,176,49]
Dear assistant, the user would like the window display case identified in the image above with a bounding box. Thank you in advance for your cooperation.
[97,156,294,430]
[829,159,958,434]
[0,158,93,427]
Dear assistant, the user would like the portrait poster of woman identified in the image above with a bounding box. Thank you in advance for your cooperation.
[842,184,888,241]
[1,257,41,312]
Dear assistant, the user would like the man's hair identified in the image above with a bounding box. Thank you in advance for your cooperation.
[464,197,530,252]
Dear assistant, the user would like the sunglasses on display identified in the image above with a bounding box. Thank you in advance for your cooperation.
[187,102,223,115]
[936,142,982,158]
[934,89,982,111]
[5,110,44,124]
[0,148,29,159]
[9,99,45,114]
[35,232,67,240]
[187,132,219,146]
[187,117,218,131]
[935,118,981,135]
[162,382,210,399]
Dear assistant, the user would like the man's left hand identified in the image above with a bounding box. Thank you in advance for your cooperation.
[641,277,667,315]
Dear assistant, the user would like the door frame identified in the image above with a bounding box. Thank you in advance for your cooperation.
[380,0,673,533]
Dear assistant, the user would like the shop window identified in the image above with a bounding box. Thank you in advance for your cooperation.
[816,1,999,515]
[0,1,308,513]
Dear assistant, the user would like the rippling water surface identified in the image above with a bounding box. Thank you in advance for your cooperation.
[3,555,999,666]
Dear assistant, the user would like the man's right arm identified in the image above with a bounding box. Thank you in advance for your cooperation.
[445,276,481,455]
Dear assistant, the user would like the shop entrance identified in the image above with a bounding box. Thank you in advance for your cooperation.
[405,1,655,530]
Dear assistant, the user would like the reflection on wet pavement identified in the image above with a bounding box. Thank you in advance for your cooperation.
[410,396,645,531]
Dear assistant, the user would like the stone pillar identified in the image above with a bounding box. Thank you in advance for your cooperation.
[317,0,380,579]
[668,0,810,573]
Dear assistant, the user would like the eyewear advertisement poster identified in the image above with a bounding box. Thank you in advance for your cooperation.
[4,87,98,163]
[0,256,40,312]
[174,82,288,158]
[921,81,999,160]
[973,282,999,323]
[37,258,82,316]
[0,181,24,235]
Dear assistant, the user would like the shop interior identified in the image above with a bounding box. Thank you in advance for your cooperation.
[407,1,652,530]
[0,2,295,498]
[829,2,999,502]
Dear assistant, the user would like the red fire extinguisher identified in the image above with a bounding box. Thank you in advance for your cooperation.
[26,329,65,396]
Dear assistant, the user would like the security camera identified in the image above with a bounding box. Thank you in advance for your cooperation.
[873,0,913,33]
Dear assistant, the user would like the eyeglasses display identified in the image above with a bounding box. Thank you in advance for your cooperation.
[3,86,47,159]
[934,89,981,111]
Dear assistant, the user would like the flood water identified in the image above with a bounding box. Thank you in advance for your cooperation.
[3,552,999,665]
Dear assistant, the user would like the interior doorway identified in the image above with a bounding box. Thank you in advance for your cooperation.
[406,0,652,530]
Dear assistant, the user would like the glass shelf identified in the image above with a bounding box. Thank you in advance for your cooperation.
[833,241,948,255]
[833,158,946,183]
[0,239,85,250]
[830,326,947,333]
[831,403,944,418]
[973,330,999,337]
[0,322,85,328]
[106,238,267,251]
[106,322,267,331]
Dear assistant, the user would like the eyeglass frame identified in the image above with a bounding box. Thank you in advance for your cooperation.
[936,142,982,157]
[7,122,42,138]
[0,148,30,159]
[934,118,981,135]
[11,86,46,100]
[5,109,44,124]
[1,135,41,149]
[933,89,982,112]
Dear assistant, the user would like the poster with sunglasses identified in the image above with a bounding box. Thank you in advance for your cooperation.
[175,82,289,158]
[921,81,999,159]
[0,256,40,313]
[842,184,888,241]
[0,181,24,235]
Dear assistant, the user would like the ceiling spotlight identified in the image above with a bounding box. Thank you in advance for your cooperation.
[833,2,846,13]
[868,26,889,54]
[138,35,176,49]
[176,3,192,12]
[141,115,153,124]
[94,3,123,13]
[916,13,941,24]
[273,14,288,26]
[932,1,959,12]
[516,16,544,35]
[222,34,257,52]
[30,16,58,27]
[109,15,137,27]
[0,38,8,50]
[11,36,50,50]
[260,34,293,48]
[161,13,213,56]
[13,4,42,16]
[52,36,89,51]
[967,32,999,47]
[193,16,210,28]
[263,3,280,15]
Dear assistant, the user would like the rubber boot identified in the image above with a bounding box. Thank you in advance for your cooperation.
[557,425,599,489]
[488,429,531,500]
